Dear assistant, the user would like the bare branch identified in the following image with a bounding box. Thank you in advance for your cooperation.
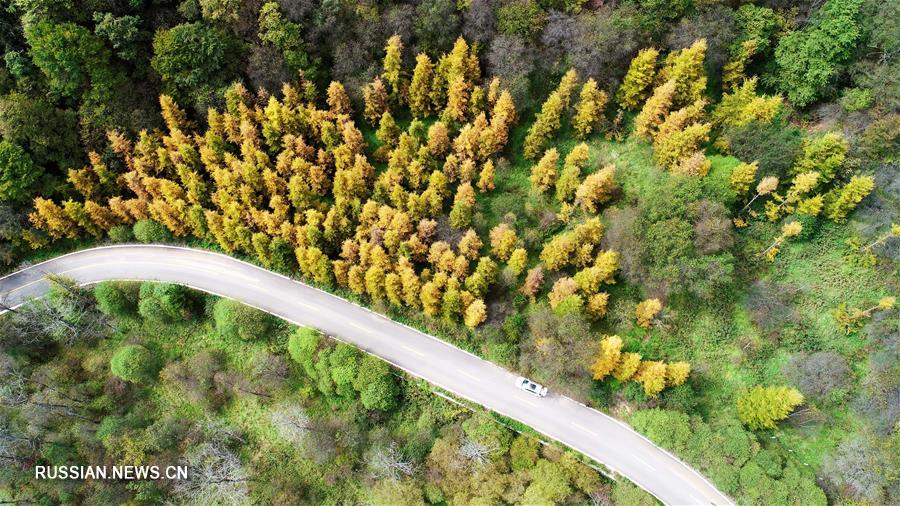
[458,437,498,466]
[172,443,249,505]
[367,443,414,480]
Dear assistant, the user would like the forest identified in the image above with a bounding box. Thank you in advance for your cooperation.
[0,0,897,504]
[2,277,629,503]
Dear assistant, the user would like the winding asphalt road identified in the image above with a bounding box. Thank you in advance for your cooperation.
[0,245,732,506]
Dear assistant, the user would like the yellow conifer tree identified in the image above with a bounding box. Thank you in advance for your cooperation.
[574,165,616,212]
[658,39,707,107]
[730,161,759,195]
[529,148,559,193]
[363,78,389,125]
[573,78,608,139]
[635,298,662,328]
[382,35,404,100]
[591,335,623,381]
[477,160,495,192]
[409,53,435,117]
[613,352,642,381]
[636,361,668,396]
[326,81,352,115]
[634,80,676,139]
[617,47,659,110]
[666,362,691,387]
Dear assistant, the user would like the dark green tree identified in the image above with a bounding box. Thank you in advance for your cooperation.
[0,140,40,202]
[24,21,111,99]
[258,2,316,79]
[772,0,863,107]
[414,0,461,54]
[93,13,143,62]
[151,22,242,108]
[0,92,82,170]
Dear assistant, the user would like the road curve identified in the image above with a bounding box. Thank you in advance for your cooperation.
[0,245,732,506]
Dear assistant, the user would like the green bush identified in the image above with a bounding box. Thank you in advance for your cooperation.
[328,343,361,397]
[0,139,39,202]
[660,383,698,412]
[269,236,296,273]
[95,415,126,442]
[107,224,134,242]
[510,434,539,471]
[484,339,517,367]
[502,313,527,341]
[856,115,900,163]
[94,281,140,318]
[462,416,513,454]
[623,381,648,404]
[137,282,196,322]
[212,298,275,340]
[839,87,873,112]
[287,326,323,375]
[110,344,157,382]
[132,219,172,243]
[497,0,546,37]
[726,118,802,177]
[793,214,820,241]
[353,355,398,411]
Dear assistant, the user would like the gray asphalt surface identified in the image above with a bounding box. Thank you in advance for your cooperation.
[0,245,733,506]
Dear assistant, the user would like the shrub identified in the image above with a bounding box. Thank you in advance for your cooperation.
[630,409,692,453]
[502,313,527,341]
[745,280,802,337]
[353,355,398,411]
[95,415,126,442]
[94,281,140,318]
[855,115,900,163]
[137,282,197,322]
[660,383,698,412]
[132,219,172,243]
[623,380,648,404]
[110,344,157,382]
[287,326,323,377]
[725,118,802,177]
[510,434,539,471]
[839,87,873,111]
[737,386,804,430]
[108,224,134,242]
[212,298,275,341]
[497,0,546,37]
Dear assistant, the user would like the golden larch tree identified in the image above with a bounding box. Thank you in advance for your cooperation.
[617,47,659,110]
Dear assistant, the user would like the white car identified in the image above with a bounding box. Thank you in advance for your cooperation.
[516,376,548,397]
